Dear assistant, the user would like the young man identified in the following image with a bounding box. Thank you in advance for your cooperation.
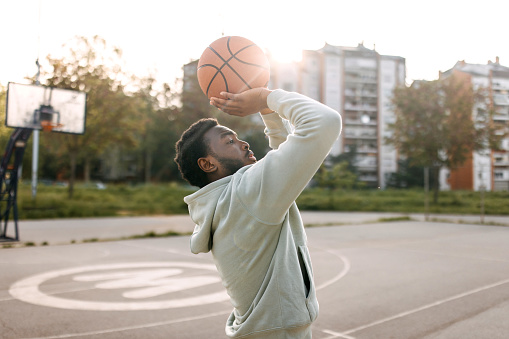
[174,88,341,338]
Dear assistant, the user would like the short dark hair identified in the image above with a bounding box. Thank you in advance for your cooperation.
[174,118,219,188]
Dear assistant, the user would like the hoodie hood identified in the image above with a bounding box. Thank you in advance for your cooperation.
[184,175,232,254]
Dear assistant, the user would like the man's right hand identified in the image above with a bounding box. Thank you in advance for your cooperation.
[210,88,274,117]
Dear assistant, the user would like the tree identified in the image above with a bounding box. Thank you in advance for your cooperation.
[131,76,182,182]
[315,161,358,190]
[314,161,363,207]
[40,36,146,197]
[388,74,493,202]
[385,158,426,188]
[0,85,10,144]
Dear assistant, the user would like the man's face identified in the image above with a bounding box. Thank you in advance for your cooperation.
[203,125,257,177]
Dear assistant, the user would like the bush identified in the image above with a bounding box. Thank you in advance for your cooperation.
[17,182,195,219]
[12,183,509,219]
[297,188,509,215]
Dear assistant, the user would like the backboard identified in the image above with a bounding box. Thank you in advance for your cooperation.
[5,82,87,134]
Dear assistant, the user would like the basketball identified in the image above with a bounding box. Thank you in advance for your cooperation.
[197,36,270,99]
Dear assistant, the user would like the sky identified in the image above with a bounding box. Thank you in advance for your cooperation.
[2,0,509,90]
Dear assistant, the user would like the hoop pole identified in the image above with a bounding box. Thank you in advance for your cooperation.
[31,130,39,200]
[32,59,41,200]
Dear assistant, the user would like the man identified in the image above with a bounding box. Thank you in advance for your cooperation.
[174,88,341,338]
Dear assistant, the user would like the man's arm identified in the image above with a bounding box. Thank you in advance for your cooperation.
[211,88,290,150]
[211,88,342,224]
[210,88,291,150]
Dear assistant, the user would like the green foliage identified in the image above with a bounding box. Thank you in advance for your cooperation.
[390,77,478,169]
[388,74,494,202]
[2,37,273,191]
[386,158,433,189]
[315,161,360,190]
[0,85,11,151]
[12,183,509,219]
[39,36,151,196]
[17,182,194,219]
[297,188,509,215]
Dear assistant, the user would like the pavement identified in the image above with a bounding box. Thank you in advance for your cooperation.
[1,212,509,338]
[1,211,507,246]
[1,212,508,339]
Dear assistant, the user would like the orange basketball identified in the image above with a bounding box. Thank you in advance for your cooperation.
[197,36,270,99]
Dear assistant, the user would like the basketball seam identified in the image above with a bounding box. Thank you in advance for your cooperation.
[205,46,252,91]
[198,64,229,97]
[226,37,269,71]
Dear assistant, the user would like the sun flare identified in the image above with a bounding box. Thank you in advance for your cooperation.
[265,46,303,64]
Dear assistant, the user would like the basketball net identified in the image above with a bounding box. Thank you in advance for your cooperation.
[40,120,63,132]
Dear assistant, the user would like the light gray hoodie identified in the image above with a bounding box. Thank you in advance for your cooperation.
[184,90,342,338]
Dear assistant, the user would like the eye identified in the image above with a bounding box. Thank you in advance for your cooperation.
[228,139,234,144]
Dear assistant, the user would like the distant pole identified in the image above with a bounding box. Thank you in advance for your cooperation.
[32,60,41,200]
[424,167,429,221]
[32,0,42,200]
[480,184,485,224]
[480,165,485,225]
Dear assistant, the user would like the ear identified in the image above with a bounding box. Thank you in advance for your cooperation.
[197,156,217,173]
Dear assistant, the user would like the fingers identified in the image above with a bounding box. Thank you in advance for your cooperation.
[209,89,266,117]
[220,92,236,100]
[210,96,239,116]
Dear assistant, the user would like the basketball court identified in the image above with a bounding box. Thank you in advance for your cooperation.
[1,217,508,338]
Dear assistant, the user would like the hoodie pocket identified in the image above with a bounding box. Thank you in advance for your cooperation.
[298,245,319,322]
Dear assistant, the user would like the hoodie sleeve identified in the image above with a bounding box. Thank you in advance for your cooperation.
[237,89,342,225]
[260,112,292,150]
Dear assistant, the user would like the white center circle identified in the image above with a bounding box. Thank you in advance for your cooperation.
[9,262,229,311]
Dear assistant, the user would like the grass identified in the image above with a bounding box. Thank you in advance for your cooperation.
[17,182,194,219]
[11,182,509,220]
[296,188,509,215]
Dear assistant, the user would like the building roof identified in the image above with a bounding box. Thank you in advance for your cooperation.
[445,59,509,77]
[317,42,378,58]
[310,42,404,62]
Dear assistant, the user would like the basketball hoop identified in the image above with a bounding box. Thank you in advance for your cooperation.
[40,120,63,132]
[6,83,87,135]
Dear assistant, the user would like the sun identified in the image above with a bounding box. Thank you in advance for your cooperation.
[265,45,303,64]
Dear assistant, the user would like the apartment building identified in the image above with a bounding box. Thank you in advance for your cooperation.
[439,58,509,191]
[269,43,405,188]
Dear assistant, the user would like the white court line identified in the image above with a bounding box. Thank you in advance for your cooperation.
[17,249,350,338]
[321,329,356,339]
[23,309,232,339]
[341,277,509,335]
[316,250,350,291]
[0,286,96,302]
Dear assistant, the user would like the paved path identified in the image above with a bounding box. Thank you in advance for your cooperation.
[2,212,507,246]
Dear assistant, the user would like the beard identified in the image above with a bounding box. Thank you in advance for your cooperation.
[216,156,246,176]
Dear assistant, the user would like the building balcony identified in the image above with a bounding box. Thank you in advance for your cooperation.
[493,114,509,121]
[344,145,378,154]
[344,76,377,84]
[358,174,378,182]
[356,159,378,170]
[344,132,377,139]
[344,89,378,98]
[344,118,377,126]
[352,147,378,153]
[344,103,378,111]
[493,94,509,106]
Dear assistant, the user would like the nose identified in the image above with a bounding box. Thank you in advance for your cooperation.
[241,141,250,150]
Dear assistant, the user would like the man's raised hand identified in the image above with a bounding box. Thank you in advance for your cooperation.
[210,88,274,117]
